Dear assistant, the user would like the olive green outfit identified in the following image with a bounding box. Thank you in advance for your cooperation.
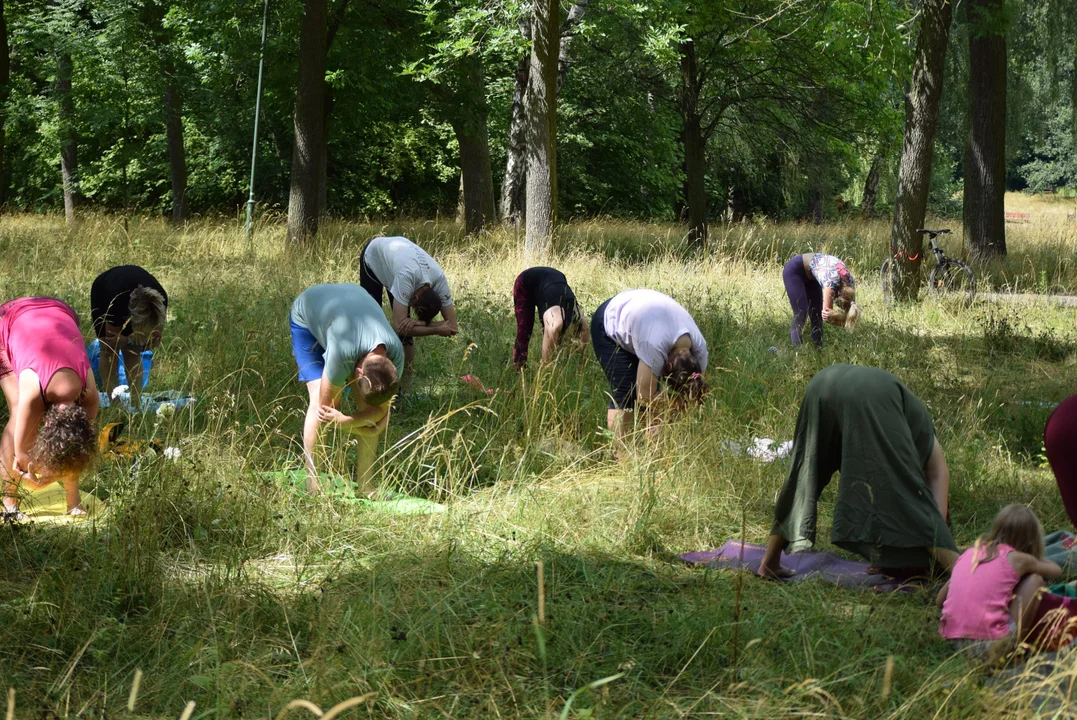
[772,364,956,568]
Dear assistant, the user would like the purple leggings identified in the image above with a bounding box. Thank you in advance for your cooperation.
[782,256,823,347]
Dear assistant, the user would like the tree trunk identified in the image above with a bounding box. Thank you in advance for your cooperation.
[317,88,333,218]
[287,0,328,244]
[889,0,954,300]
[962,0,1007,259]
[316,0,349,219]
[861,147,885,217]
[455,122,495,235]
[451,54,494,235]
[0,0,9,209]
[524,0,559,254]
[56,50,77,226]
[556,0,589,94]
[809,187,825,224]
[680,40,707,246]
[162,64,187,224]
[500,32,530,224]
[503,3,584,228]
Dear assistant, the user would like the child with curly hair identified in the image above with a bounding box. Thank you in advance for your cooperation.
[1,298,98,519]
[938,504,1062,663]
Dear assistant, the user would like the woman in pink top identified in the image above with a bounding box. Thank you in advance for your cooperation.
[0,298,99,519]
[937,505,1061,663]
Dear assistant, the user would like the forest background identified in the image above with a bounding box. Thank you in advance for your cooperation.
[3,0,1075,245]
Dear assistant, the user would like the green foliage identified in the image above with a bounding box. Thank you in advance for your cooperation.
[0,0,1069,222]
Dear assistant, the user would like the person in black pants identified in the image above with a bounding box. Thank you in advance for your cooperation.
[90,265,168,407]
[512,267,588,368]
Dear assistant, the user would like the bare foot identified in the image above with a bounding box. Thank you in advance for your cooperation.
[756,565,796,580]
[306,476,323,495]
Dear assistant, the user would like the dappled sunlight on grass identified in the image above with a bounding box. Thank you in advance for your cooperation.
[2,207,1077,716]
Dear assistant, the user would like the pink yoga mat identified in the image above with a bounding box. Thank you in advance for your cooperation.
[680,539,917,592]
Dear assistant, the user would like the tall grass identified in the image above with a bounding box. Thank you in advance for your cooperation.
[1,199,1076,717]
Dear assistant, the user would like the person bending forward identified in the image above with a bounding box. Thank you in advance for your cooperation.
[512,267,589,368]
[758,364,957,579]
[1,298,98,517]
[591,289,708,447]
[359,236,458,375]
[91,265,168,408]
[290,284,404,494]
[782,252,860,348]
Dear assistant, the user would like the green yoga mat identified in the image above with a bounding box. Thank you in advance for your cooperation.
[262,470,446,515]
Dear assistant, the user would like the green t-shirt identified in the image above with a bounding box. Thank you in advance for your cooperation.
[291,283,404,386]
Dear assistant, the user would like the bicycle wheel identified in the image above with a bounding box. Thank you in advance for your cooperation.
[880,258,896,305]
[929,259,976,305]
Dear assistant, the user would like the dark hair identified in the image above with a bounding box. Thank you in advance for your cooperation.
[665,349,708,403]
[412,285,442,323]
[30,404,96,474]
[361,355,400,406]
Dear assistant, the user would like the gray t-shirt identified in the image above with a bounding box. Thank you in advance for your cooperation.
[363,236,453,308]
[291,283,405,386]
[602,289,708,377]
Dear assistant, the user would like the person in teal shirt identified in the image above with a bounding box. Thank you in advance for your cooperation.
[290,284,404,494]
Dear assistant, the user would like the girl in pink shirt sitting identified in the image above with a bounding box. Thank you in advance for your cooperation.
[1,298,99,519]
[937,505,1062,663]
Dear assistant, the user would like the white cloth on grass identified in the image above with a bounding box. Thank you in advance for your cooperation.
[99,387,196,414]
[720,437,793,463]
[363,236,453,308]
[602,289,708,377]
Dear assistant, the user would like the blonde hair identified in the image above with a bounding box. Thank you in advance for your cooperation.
[971,504,1045,572]
[844,302,861,330]
[129,286,166,335]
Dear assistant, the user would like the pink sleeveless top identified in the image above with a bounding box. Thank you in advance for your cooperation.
[0,297,90,392]
[939,543,1020,640]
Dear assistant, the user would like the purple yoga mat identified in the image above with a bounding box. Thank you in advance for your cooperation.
[680,539,915,592]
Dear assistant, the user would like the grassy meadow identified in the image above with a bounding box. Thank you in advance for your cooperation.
[2,193,1077,718]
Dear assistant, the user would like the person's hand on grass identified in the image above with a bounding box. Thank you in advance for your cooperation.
[67,505,87,517]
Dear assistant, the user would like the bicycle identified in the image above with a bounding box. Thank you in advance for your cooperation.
[881,228,976,306]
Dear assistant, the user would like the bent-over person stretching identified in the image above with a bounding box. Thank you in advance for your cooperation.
[290,284,404,494]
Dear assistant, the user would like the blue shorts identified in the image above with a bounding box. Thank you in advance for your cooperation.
[290,314,325,383]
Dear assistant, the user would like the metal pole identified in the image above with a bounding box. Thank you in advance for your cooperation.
[245,0,270,240]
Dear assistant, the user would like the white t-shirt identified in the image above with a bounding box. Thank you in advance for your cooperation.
[603,289,708,377]
[363,236,453,308]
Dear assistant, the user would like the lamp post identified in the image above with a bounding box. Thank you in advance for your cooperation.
[245,0,270,240]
